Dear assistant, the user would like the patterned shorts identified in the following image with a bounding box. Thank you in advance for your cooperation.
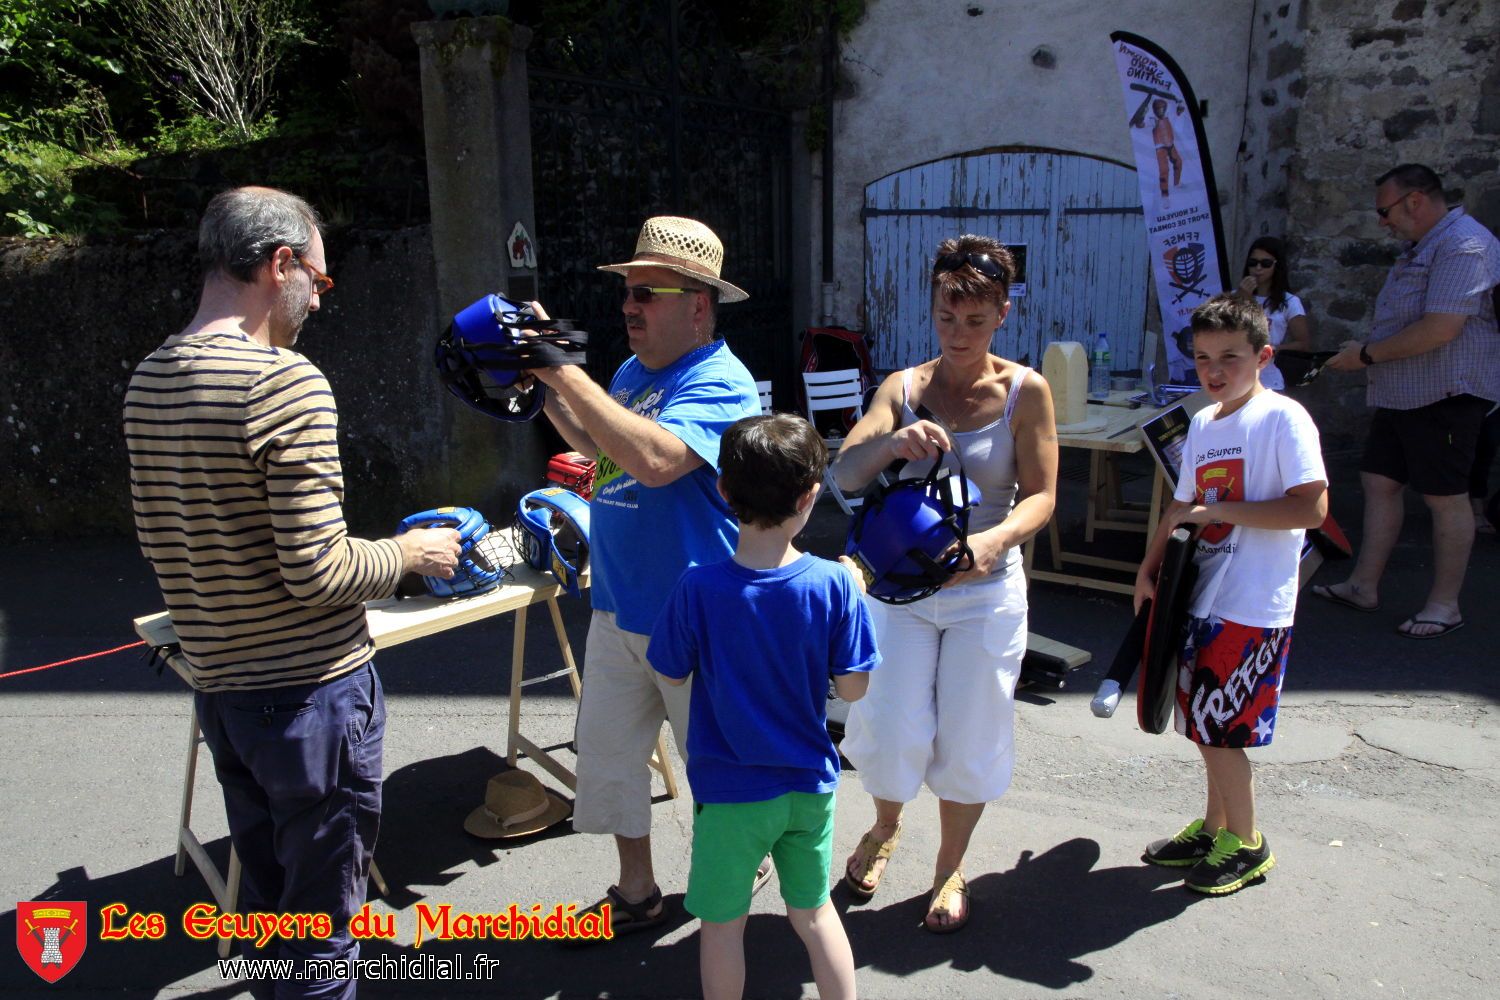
[1175,616,1292,748]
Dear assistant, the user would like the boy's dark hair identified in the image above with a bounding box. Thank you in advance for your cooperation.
[1191,292,1270,352]
[719,414,828,528]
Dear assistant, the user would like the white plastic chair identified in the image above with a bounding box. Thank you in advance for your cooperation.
[755,379,774,415]
[801,369,875,515]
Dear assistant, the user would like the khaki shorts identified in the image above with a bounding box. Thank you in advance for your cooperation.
[571,611,691,839]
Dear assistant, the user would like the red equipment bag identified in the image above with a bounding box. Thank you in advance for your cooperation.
[546,452,596,499]
[799,326,875,437]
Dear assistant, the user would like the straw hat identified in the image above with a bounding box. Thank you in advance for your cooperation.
[597,216,749,303]
[463,770,572,839]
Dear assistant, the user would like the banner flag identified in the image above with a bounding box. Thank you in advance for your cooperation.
[1111,31,1230,381]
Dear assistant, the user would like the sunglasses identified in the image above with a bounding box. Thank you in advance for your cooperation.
[933,252,1007,281]
[1246,257,1276,269]
[291,254,334,295]
[1375,194,1409,220]
[623,285,699,304]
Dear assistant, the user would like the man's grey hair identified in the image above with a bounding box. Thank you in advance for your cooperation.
[199,187,323,283]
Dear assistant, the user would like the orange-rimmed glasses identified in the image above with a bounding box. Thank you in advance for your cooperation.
[292,254,334,295]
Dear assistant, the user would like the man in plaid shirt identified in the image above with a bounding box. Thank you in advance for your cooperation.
[1320,164,1500,639]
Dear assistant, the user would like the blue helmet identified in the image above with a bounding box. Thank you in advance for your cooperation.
[844,462,982,605]
[516,487,591,597]
[434,293,588,422]
[396,506,505,598]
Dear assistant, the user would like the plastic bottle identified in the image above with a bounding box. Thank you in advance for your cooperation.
[1089,332,1112,399]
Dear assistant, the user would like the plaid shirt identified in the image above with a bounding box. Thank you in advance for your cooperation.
[1368,208,1500,409]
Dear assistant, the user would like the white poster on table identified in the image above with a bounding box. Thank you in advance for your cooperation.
[1110,31,1230,382]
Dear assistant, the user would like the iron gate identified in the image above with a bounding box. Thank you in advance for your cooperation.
[528,0,795,397]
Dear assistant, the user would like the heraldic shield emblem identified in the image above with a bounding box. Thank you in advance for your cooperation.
[16,901,87,982]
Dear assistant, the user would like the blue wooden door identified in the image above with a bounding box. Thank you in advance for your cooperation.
[863,151,1148,374]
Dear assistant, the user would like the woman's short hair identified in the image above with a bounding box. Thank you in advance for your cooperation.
[1190,292,1270,352]
[199,186,322,283]
[930,234,1012,307]
[719,414,828,528]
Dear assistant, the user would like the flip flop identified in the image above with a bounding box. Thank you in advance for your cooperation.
[1396,617,1465,640]
[923,870,969,934]
[1311,583,1380,613]
[844,823,901,899]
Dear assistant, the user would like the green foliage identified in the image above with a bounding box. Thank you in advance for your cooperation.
[0,0,130,235]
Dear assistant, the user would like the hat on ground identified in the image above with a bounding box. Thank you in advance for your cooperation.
[597,216,749,303]
[463,770,572,839]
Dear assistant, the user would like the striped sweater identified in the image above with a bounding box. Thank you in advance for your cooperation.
[124,330,404,692]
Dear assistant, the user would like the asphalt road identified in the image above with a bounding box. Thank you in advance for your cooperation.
[2,450,1497,998]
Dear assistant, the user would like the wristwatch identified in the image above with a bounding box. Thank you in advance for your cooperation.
[1358,343,1376,366]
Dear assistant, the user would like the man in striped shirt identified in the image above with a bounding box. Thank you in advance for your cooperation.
[1322,164,1500,640]
[125,186,460,997]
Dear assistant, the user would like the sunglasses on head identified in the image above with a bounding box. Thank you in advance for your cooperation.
[1246,257,1276,269]
[932,252,1007,281]
[623,285,699,304]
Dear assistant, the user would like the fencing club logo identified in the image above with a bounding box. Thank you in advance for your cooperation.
[16,901,87,983]
[1163,242,1208,303]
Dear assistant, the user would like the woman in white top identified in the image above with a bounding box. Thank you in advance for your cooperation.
[830,234,1057,933]
[1235,236,1311,391]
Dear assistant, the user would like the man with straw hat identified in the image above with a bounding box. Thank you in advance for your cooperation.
[530,216,763,934]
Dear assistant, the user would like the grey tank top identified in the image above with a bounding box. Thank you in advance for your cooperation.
[899,366,1031,578]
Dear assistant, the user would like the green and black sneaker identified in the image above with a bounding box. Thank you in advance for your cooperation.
[1184,828,1275,895]
[1143,818,1215,867]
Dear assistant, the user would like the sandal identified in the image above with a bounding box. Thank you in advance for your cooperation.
[753,855,775,897]
[566,884,666,944]
[923,870,969,934]
[843,822,901,899]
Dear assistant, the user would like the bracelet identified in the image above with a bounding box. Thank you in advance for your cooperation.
[1358,343,1376,366]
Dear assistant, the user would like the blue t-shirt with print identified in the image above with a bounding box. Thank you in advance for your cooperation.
[590,339,759,635]
[648,554,880,804]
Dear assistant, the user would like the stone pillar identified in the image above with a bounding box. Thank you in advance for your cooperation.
[413,15,548,511]
[413,16,539,313]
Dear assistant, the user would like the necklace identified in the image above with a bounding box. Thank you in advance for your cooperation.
[930,359,984,433]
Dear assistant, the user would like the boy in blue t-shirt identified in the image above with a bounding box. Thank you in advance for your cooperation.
[649,413,878,1000]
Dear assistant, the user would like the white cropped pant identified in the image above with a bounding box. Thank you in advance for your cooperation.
[841,570,1027,805]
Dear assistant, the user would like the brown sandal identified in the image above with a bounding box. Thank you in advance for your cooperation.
[923,870,969,934]
[843,823,901,899]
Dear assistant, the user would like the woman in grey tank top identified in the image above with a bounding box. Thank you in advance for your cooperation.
[831,234,1058,933]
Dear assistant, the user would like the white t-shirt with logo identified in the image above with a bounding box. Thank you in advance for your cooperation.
[1172,390,1327,627]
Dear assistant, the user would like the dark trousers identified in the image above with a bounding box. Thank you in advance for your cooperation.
[195,663,384,1000]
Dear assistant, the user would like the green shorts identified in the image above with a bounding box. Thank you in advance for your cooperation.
[685,790,836,924]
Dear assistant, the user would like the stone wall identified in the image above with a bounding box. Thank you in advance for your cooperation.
[1288,0,1500,450]
[1234,0,1309,251]
[0,227,550,540]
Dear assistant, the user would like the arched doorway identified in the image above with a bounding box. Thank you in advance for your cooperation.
[864,149,1148,374]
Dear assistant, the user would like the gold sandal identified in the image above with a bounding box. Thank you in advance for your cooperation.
[923,870,969,934]
[843,823,901,899]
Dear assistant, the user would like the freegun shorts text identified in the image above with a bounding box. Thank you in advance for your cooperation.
[1175,616,1291,748]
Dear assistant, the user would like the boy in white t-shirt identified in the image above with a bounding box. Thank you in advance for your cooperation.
[1134,293,1329,895]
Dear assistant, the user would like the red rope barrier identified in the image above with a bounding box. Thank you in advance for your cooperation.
[0,640,147,682]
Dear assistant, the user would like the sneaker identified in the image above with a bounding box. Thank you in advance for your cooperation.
[1144,818,1214,867]
[1185,828,1275,895]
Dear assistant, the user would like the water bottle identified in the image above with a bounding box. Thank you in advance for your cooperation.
[1089,332,1112,400]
